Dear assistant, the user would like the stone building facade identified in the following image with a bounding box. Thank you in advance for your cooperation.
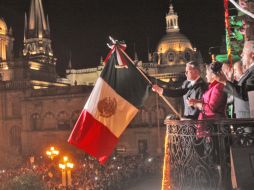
[0,0,200,168]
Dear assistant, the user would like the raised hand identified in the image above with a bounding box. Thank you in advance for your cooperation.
[152,84,163,95]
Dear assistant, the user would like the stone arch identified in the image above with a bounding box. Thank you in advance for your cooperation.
[167,50,176,63]
[32,43,36,52]
[30,113,41,130]
[27,44,31,52]
[184,48,193,62]
[42,112,56,130]
[170,19,173,27]
[57,111,70,130]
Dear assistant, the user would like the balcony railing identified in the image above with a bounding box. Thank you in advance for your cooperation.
[162,118,254,190]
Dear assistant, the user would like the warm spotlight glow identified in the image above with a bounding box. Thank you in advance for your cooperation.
[33,86,47,89]
[46,146,59,160]
[3,65,8,70]
[59,163,66,170]
[66,162,74,169]
[29,61,41,70]
[63,156,68,162]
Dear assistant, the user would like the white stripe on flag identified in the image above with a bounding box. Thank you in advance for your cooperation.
[84,77,138,137]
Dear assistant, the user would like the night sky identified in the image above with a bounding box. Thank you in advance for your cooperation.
[0,0,225,75]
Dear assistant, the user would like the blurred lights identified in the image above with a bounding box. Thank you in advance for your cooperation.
[59,163,66,170]
[3,65,8,70]
[148,157,153,162]
[59,156,74,170]
[63,156,68,162]
[66,162,74,169]
[46,146,59,160]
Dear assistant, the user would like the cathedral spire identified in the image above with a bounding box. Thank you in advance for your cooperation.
[165,3,179,33]
[27,0,49,38]
[23,0,54,64]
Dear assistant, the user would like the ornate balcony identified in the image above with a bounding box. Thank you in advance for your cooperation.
[162,118,254,190]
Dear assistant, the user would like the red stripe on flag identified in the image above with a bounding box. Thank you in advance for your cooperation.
[68,110,118,164]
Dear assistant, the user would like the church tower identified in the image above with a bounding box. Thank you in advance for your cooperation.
[0,18,15,81]
[166,4,179,33]
[0,18,14,62]
[23,0,55,65]
[156,3,197,65]
[19,0,67,88]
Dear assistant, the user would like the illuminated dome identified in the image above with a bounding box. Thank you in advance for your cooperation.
[155,4,195,65]
[0,18,7,35]
[157,32,193,54]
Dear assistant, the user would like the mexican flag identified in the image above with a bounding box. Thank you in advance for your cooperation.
[68,39,150,164]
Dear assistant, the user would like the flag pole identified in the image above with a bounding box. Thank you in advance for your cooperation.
[120,48,182,119]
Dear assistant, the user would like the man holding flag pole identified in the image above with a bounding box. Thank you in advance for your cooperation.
[152,61,207,120]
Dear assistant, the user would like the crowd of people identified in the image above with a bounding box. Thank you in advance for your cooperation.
[0,153,161,190]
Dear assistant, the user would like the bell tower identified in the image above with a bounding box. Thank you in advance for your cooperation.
[165,4,179,33]
[19,0,68,88]
[23,0,55,65]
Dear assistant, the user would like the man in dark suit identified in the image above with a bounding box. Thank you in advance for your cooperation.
[232,61,250,118]
[152,61,207,120]
[215,41,254,118]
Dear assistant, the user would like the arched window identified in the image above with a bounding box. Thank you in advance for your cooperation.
[57,111,70,130]
[170,19,173,27]
[32,43,36,52]
[184,51,191,62]
[167,52,175,63]
[43,112,56,130]
[31,113,40,130]
[27,44,31,52]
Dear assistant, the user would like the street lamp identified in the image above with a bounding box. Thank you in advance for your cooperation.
[59,156,74,189]
[46,146,60,160]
